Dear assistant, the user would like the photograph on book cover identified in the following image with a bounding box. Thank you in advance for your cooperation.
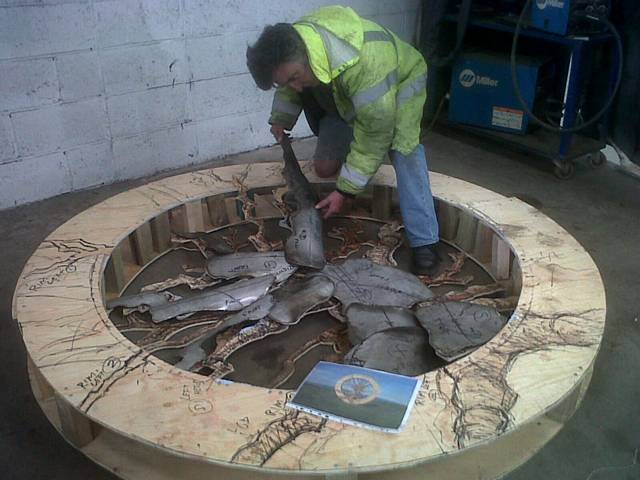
[288,362,421,433]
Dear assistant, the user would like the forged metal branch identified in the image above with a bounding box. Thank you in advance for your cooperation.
[280,136,326,270]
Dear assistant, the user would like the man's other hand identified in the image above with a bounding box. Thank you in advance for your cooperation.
[270,124,286,143]
[315,190,346,219]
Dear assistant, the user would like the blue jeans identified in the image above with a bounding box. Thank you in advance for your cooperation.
[391,144,439,247]
[311,116,439,247]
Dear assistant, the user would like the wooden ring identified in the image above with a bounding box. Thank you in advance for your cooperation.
[14,163,605,479]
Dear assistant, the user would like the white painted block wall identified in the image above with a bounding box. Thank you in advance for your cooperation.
[0,0,421,209]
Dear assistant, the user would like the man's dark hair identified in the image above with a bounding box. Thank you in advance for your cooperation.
[246,23,307,90]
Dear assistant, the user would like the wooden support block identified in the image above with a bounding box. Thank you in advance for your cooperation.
[168,207,186,234]
[132,222,155,266]
[103,260,119,300]
[122,235,138,265]
[121,236,142,285]
[105,237,142,290]
[200,202,214,231]
[455,213,478,252]
[150,212,171,253]
[509,257,523,297]
[372,185,393,220]
[28,358,61,430]
[183,200,205,233]
[253,193,282,217]
[437,202,460,241]
[55,394,96,448]
[206,196,229,226]
[104,246,126,295]
[123,264,142,288]
[491,236,512,280]
[28,356,54,402]
[224,197,242,223]
[472,222,494,266]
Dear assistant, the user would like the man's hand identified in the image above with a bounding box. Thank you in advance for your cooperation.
[315,190,346,219]
[270,124,286,143]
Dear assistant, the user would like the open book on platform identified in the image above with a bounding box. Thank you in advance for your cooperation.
[287,361,422,434]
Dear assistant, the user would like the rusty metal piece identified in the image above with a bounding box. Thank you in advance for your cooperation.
[171,234,210,258]
[112,311,154,332]
[419,251,473,287]
[470,296,519,314]
[221,227,248,252]
[362,220,404,266]
[271,186,294,216]
[114,311,223,335]
[173,295,275,371]
[208,323,244,356]
[301,299,341,317]
[231,169,256,220]
[206,251,296,283]
[268,276,335,325]
[247,219,284,252]
[326,221,365,261]
[170,231,236,255]
[269,326,350,388]
[207,360,235,378]
[441,283,505,302]
[415,283,505,309]
[141,320,225,354]
[320,258,433,309]
[203,318,289,378]
[150,275,275,323]
[327,300,348,323]
[182,265,206,274]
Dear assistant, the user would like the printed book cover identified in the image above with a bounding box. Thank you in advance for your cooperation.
[287,361,422,433]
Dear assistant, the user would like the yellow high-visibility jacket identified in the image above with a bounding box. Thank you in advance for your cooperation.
[269,6,427,195]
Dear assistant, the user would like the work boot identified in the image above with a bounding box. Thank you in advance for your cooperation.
[412,243,441,276]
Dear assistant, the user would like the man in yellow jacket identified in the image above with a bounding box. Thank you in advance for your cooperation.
[247,6,440,275]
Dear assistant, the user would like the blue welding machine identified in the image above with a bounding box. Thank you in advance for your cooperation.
[531,0,577,35]
[448,51,552,135]
[530,0,611,35]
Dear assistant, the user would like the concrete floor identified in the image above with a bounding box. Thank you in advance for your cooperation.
[1,129,639,479]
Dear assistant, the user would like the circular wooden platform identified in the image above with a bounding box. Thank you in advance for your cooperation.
[13,162,606,479]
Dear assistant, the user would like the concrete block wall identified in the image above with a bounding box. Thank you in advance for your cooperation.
[0,0,421,209]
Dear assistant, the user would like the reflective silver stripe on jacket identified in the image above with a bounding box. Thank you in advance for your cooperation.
[351,69,397,111]
[301,24,395,72]
[351,29,398,111]
[397,73,427,105]
[272,95,302,117]
[339,163,371,188]
[314,26,359,71]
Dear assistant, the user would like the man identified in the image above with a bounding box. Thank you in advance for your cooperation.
[246,5,440,275]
